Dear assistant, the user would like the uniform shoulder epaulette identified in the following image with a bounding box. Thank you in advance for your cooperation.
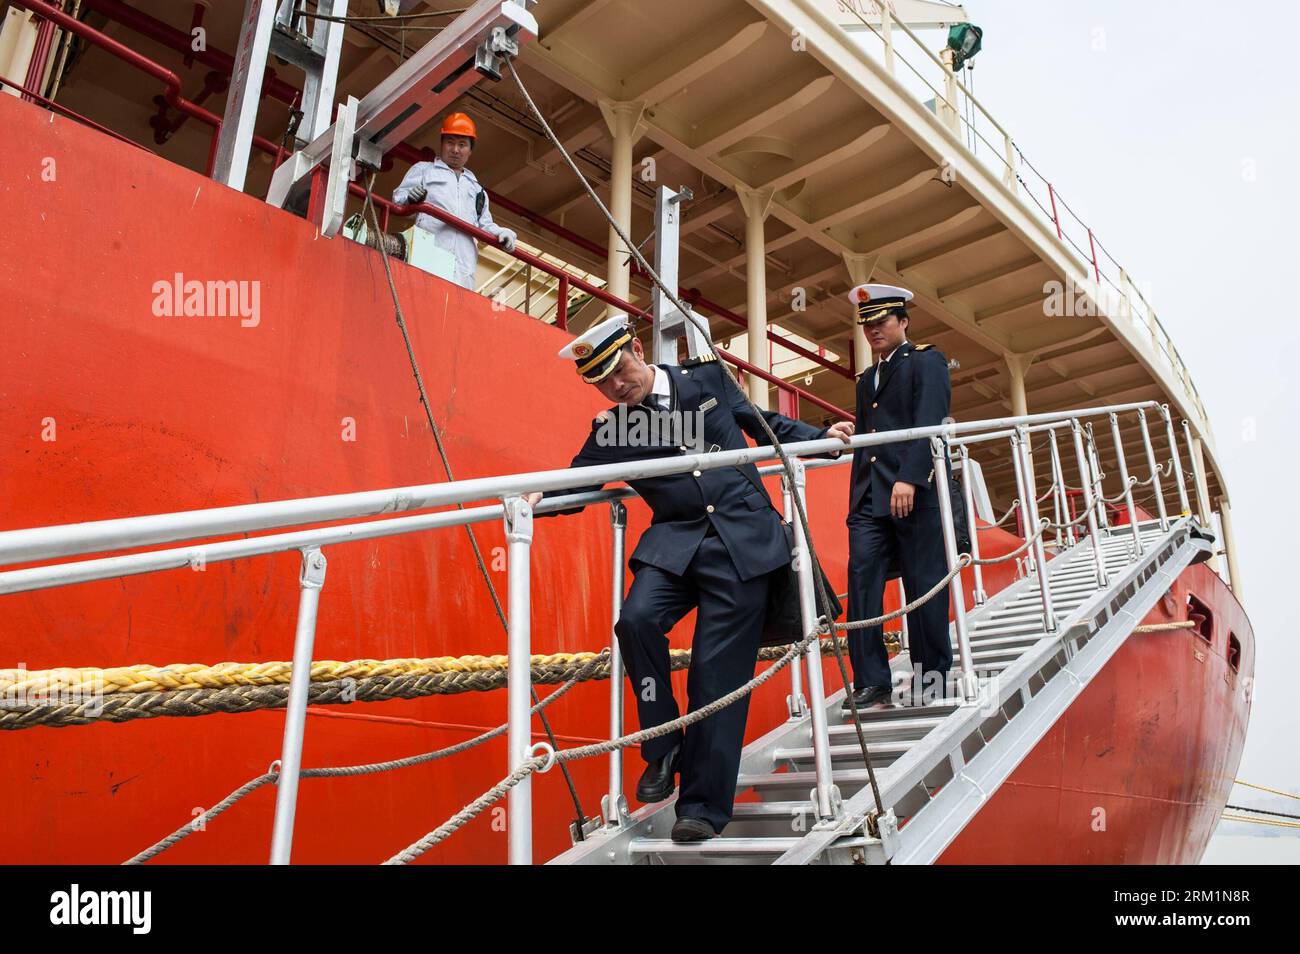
[914,343,934,351]
[680,352,719,367]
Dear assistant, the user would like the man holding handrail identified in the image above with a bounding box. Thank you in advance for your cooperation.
[525,316,852,842]
[392,112,517,290]
[843,284,954,711]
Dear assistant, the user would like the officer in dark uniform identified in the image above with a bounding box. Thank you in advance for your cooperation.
[842,284,954,711]
[526,315,852,842]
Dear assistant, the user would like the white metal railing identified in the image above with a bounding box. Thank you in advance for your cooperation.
[834,1,1209,434]
[0,399,1206,864]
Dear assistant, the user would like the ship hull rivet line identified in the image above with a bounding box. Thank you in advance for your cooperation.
[269,546,327,865]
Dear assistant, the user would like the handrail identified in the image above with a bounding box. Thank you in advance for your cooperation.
[0,400,1158,570]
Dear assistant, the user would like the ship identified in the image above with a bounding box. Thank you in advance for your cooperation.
[0,0,1252,865]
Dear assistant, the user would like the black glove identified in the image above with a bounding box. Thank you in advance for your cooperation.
[407,184,428,204]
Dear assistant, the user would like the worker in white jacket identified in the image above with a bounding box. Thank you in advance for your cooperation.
[392,112,518,290]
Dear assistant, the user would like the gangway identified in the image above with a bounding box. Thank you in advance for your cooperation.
[551,422,1213,865]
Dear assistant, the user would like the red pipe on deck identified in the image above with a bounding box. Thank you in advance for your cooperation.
[12,0,280,158]
[19,2,57,103]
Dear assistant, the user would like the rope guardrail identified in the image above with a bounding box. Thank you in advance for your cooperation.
[990,498,1021,528]
[827,555,971,634]
[381,629,819,864]
[1099,476,1139,505]
[969,519,1049,567]
[124,649,611,865]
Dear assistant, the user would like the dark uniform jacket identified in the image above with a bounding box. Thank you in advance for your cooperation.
[848,340,952,517]
[545,357,832,582]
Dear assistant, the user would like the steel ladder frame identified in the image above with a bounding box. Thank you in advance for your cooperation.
[548,514,1212,865]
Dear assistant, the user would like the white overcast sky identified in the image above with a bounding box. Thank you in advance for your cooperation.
[890,0,1300,856]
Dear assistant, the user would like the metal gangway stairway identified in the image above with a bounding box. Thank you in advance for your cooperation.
[0,399,1214,865]
[552,405,1214,866]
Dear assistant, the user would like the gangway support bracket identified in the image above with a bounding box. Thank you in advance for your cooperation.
[651,185,710,365]
[266,0,538,235]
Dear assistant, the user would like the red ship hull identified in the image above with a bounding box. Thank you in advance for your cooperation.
[0,95,1252,864]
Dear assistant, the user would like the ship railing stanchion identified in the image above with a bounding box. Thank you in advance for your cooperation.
[269,546,327,865]
[1161,404,1192,516]
[1069,419,1108,587]
[932,437,977,701]
[1085,423,1110,534]
[897,578,909,653]
[781,476,807,719]
[602,501,630,827]
[1137,408,1170,531]
[1109,412,1144,558]
[503,495,535,865]
[1008,430,1035,575]
[1014,426,1056,632]
[788,460,840,820]
[1047,428,1073,548]
[958,445,987,605]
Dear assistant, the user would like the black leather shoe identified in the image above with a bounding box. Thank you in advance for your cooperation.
[840,684,893,713]
[635,744,681,803]
[670,817,717,843]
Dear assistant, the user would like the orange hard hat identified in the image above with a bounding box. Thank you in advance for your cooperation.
[440,112,477,140]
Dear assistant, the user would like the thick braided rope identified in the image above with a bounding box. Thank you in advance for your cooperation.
[123,651,609,864]
[1,636,865,731]
[1,652,618,730]
[0,652,613,697]
[1132,620,1196,633]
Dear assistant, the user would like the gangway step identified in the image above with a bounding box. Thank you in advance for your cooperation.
[627,837,802,861]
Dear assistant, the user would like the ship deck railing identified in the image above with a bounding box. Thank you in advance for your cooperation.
[5,0,1208,432]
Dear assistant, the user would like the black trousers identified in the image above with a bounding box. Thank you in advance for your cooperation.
[846,500,952,695]
[613,532,769,833]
